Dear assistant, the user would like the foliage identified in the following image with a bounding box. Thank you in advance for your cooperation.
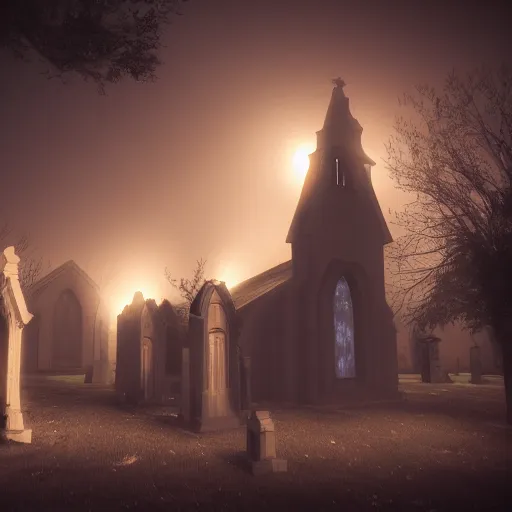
[0,221,49,291]
[385,65,512,340]
[164,258,206,320]
[1,0,188,93]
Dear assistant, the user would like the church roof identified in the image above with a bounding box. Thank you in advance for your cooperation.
[27,260,100,297]
[230,260,292,310]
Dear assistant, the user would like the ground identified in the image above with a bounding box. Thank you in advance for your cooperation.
[1,374,510,511]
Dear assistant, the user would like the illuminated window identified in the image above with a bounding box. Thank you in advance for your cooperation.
[333,277,356,378]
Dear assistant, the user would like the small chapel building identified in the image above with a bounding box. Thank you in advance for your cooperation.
[22,260,109,377]
[229,79,398,405]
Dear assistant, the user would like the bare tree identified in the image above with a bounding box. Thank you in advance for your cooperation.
[0,221,49,290]
[385,65,512,423]
[1,0,188,93]
[164,258,206,321]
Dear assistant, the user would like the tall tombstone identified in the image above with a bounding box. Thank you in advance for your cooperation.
[115,292,160,404]
[0,247,34,443]
[187,280,242,432]
[157,300,183,404]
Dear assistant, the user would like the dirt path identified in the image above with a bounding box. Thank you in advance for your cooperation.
[1,375,510,511]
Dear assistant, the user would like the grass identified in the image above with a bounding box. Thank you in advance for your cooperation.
[0,374,510,511]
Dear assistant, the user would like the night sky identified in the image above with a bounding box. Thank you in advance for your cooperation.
[0,0,510,309]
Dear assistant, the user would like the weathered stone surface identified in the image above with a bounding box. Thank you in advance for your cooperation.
[22,260,105,373]
[4,428,32,444]
[1,246,34,444]
[116,294,184,405]
[186,281,242,432]
[247,410,276,461]
[246,410,287,475]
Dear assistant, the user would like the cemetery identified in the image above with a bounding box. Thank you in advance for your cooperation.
[1,80,509,511]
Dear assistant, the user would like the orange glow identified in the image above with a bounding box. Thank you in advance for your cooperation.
[292,143,315,183]
[107,282,161,315]
[216,265,240,289]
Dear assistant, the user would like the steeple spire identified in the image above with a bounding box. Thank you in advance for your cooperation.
[332,77,346,89]
[317,77,359,148]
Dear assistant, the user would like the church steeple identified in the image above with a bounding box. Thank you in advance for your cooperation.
[316,77,373,164]
[286,79,391,245]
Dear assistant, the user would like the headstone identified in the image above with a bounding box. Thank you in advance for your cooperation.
[470,346,482,384]
[246,410,287,475]
[0,247,34,444]
[187,281,242,432]
[115,293,159,404]
[419,337,445,383]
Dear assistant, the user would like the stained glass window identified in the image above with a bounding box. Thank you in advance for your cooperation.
[333,277,356,378]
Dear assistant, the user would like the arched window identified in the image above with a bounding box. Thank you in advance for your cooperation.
[333,277,356,378]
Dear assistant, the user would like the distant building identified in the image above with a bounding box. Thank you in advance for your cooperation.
[395,316,503,375]
[22,260,110,378]
[229,80,398,405]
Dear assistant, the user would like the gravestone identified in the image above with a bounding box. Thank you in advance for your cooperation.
[157,300,183,404]
[246,410,287,475]
[0,247,34,443]
[187,280,242,432]
[470,346,483,384]
[418,336,445,383]
[115,293,159,404]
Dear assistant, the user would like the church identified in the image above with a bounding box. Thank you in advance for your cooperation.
[229,79,398,405]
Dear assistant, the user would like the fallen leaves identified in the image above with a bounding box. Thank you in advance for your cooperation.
[115,455,139,467]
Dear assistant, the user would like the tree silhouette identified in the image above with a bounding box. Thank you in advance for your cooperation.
[164,258,206,321]
[1,0,188,93]
[0,220,49,290]
[385,65,512,423]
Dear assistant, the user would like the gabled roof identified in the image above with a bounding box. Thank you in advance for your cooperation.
[230,260,292,310]
[27,260,99,297]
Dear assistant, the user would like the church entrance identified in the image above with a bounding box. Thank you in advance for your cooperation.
[207,330,228,417]
[53,289,83,370]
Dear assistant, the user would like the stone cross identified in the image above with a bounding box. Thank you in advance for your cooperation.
[1,246,34,443]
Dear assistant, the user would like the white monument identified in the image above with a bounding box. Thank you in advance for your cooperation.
[1,246,34,443]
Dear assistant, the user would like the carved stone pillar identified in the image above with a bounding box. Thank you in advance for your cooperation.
[1,246,34,443]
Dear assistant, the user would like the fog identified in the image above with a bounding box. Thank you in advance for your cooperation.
[0,0,508,309]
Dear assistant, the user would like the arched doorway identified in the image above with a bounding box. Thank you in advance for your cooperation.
[333,277,356,379]
[53,289,83,370]
[0,313,8,425]
[207,300,229,417]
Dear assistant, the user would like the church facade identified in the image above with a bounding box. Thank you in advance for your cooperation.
[22,260,109,376]
[230,80,398,405]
